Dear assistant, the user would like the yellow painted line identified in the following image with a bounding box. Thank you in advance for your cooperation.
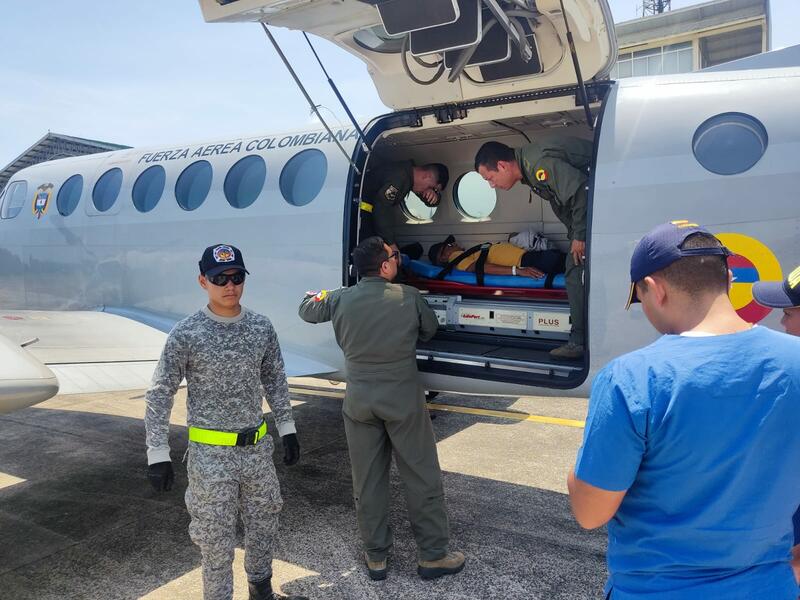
[289,387,585,429]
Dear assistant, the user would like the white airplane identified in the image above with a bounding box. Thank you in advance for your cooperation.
[1,0,798,413]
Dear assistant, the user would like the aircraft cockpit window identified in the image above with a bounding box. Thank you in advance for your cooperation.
[692,113,768,176]
[175,160,213,211]
[0,180,28,219]
[401,192,437,223]
[454,171,496,221]
[224,155,266,209]
[92,168,123,213]
[279,149,327,207]
[132,166,165,213]
[57,174,83,217]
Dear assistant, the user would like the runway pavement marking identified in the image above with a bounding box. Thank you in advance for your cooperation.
[0,472,26,491]
[288,387,586,429]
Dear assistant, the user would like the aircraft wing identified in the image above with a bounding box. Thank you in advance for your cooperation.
[0,309,339,412]
[0,309,170,400]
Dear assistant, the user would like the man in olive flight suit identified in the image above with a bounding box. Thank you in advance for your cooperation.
[474,137,592,360]
[359,161,449,251]
[298,236,465,581]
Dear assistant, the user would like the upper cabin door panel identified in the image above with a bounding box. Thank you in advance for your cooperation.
[198,0,617,111]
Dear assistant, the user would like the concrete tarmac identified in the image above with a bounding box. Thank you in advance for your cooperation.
[0,383,606,599]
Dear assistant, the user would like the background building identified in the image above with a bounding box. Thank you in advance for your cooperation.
[0,133,129,194]
[611,0,770,79]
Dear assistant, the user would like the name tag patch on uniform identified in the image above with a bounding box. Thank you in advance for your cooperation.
[535,169,548,182]
[213,245,235,262]
[384,185,399,202]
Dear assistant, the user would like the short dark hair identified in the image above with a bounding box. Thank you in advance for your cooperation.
[352,236,388,276]
[639,232,729,298]
[423,163,449,190]
[474,141,515,171]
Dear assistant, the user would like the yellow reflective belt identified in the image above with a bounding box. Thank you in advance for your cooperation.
[359,201,374,213]
[188,421,267,446]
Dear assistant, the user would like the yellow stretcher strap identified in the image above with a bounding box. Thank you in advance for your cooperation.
[188,421,267,446]
[359,201,374,213]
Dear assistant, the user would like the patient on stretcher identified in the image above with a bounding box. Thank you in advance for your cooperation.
[427,235,566,279]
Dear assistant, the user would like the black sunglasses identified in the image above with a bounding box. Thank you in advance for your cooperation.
[385,251,399,263]
[208,272,246,286]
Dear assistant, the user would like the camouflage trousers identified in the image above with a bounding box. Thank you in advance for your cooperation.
[185,437,283,600]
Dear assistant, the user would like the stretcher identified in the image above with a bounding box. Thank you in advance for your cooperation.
[404,258,568,301]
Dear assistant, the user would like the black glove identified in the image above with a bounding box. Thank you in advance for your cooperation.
[148,461,174,492]
[282,433,300,466]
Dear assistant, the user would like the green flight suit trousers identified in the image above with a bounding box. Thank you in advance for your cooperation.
[565,250,585,346]
[342,360,449,563]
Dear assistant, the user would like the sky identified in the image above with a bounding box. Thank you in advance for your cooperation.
[1,0,797,167]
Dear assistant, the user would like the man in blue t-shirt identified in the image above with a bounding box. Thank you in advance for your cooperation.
[754,264,800,585]
[568,221,800,599]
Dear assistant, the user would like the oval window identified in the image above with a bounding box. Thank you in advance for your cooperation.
[454,171,496,219]
[175,160,212,211]
[692,112,768,176]
[132,165,166,213]
[92,168,123,212]
[57,174,83,216]
[279,149,327,207]
[0,181,28,219]
[401,192,438,222]
[224,155,266,209]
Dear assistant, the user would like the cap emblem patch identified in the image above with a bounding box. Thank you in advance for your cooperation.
[213,245,235,263]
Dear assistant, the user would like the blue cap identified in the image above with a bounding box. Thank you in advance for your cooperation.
[626,221,731,308]
[198,244,249,277]
[753,265,800,308]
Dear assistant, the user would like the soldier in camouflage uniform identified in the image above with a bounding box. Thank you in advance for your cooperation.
[474,137,592,360]
[298,236,465,581]
[145,244,308,600]
[359,161,449,250]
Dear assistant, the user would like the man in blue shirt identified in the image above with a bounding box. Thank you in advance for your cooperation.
[754,264,800,584]
[568,221,800,599]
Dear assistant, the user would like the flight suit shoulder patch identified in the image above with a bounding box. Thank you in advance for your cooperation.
[305,290,328,302]
[384,185,399,202]
[535,168,549,182]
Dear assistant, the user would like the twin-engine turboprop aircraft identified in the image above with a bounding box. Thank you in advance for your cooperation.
[1,0,798,412]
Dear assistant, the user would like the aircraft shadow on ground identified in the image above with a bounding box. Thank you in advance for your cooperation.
[0,394,605,600]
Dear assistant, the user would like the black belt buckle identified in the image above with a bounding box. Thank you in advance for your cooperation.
[236,425,260,446]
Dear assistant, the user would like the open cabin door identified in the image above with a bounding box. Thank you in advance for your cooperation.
[198,0,617,112]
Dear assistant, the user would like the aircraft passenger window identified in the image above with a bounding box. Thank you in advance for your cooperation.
[57,174,83,216]
[693,113,768,176]
[132,166,165,213]
[175,160,213,211]
[401,192,437,222]
[224,155,266,209]
[0,181,28,219]
[454,171,496,220]
[280,149,327,207]
[92,168,123,212]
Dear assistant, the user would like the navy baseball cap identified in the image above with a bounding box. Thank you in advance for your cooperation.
[626,221,731,309]
[199,244,249,277]
[753,265,800,308]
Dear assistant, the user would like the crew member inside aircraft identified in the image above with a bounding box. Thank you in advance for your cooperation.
[144,244,307,600]
[474,137,591,360]
[753,264,800,582]
[359,160,449,255]
[298,236,465,582]
[568,222,800,599]
[428,234,566,279]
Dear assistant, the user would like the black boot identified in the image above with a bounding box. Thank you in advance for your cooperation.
[248,577,309,600]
